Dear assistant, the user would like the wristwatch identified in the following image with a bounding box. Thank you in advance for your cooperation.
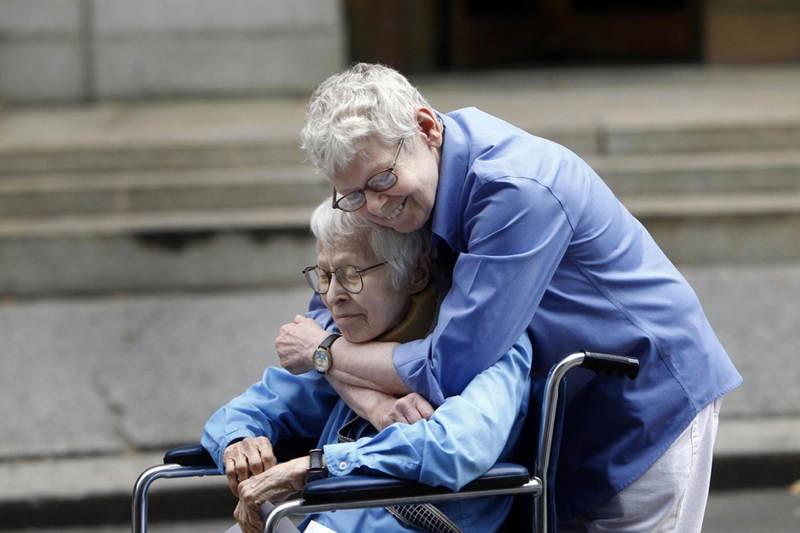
[308,448,327,482]
[312,334,341,374]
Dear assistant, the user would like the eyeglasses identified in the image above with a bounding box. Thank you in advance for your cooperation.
[302,261,388,295]
[332,139,404,212]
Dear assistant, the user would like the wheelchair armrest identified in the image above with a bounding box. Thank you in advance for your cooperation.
[302,462,530,504]
[163,443,216,467]
[162,437,320,468]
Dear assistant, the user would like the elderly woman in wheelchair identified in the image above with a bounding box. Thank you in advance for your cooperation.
[202,199,532,532]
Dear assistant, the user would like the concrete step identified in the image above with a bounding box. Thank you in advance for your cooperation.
[0,417,796,529]
[0,165,329,217]
[0,140,304,176]
[1,190,799,295]
[2,110,800,180]
[600,119,800,156]
[592,150,800,196]
[2,150,800,218]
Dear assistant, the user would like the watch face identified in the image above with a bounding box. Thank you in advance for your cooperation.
[313,348,330,373]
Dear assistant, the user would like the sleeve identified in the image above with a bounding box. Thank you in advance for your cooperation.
[323,334,532,491]
[201,367,339,471]
[393,176,574,404]
[305,292,336,330]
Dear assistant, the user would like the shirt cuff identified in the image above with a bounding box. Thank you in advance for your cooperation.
[323,442,361,477]
[392,337,446,406]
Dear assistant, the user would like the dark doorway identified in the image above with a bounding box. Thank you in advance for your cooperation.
[345,0,702,72]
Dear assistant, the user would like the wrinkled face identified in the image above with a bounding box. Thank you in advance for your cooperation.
[331,112,443,233]
[317,238,410,343]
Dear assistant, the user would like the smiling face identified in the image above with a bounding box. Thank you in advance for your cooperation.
[317,238,411,343]
[330,108,443,233]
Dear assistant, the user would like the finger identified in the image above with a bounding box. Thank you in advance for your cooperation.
[235,454,250,484]
[399,401,423,424]
[294,314,304,323]
[225,457,240,496]
[413,394,435,419]
[258,441,277,470]
[391,403,413,424]
[226,475,239,497]
[243,441,264,476]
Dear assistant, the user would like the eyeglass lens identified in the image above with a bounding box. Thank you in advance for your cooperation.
[336,171,397,212]
[305,266,364,294]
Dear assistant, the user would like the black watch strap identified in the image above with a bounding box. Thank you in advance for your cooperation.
[319,333,341,350]
[308,448,327,482]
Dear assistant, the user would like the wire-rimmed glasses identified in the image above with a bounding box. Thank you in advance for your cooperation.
[302,261,388,295]
[331,139,404,212]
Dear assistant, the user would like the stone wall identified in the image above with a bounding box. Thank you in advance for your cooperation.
[0,0,345,102]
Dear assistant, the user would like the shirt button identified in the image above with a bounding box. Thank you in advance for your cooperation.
[338,461,348,470]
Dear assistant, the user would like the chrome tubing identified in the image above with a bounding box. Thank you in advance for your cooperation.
[131,464,221,533]
[534,351,587,533]
[264,479,543,533]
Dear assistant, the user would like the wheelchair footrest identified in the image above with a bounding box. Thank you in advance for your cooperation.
[303,462,530,503]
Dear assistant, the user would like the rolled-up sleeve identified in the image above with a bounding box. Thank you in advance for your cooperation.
[324,334,532,490]
[201,367,338,471]
[393,177,574,403]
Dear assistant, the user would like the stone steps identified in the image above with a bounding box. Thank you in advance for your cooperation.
[0,165,329,217]
[2,190,799,295]
[2,150,800,218]
[2,112,800,177]
[2,94,799,295]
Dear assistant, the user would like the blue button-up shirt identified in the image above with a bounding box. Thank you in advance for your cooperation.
[309,107,742,521]
[202,333,531,532]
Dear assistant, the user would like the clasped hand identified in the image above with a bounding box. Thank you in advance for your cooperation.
[275,315,328,374]
[225,437,308,533]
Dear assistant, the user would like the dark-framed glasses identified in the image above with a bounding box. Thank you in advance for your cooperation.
[332,138,404,212]
[302,261,388,295]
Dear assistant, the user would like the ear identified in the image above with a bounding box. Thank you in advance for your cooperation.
[416,107,444,149]
[408,256,431,294]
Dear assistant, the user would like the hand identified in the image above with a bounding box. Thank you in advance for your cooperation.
[378,392,435,429]
[238,456,309,508]
[233,499,264,533]
[223,436,277,497]
[275,315,328,374]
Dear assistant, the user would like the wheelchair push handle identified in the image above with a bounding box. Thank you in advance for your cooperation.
[580,351,639,379]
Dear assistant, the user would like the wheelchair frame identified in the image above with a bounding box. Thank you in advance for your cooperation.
[132,351,638,533]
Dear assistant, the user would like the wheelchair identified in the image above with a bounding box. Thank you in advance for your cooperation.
[132,351,639,533]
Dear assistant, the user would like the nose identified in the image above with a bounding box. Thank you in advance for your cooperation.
[364,190,389,216]
[326,273,350,303]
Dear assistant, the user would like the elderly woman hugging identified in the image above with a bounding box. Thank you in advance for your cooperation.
[202,199,532,533]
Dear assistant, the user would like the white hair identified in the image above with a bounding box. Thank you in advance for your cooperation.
[300,63,431,177]
[309,199,430,289]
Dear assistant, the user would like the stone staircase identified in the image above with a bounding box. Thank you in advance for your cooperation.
[2,67,800,296]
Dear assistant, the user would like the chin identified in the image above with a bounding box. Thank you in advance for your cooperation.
[340,327,374,344]
[393,213,425,233]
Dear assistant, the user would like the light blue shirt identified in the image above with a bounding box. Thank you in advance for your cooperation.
[309,107,742,521]
[202,334,531,532]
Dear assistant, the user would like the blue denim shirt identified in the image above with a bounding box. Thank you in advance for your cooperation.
[202,333,531,532]
[309,107,742,521]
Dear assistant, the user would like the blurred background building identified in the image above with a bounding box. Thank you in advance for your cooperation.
[1,1,799,531]
[3,0,800,103]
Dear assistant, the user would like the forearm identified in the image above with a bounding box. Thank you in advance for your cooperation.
[326,374,397,430]
[329,338,409,395]
[323,337,532,491]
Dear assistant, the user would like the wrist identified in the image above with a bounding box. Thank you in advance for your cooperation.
[312,333,341,374]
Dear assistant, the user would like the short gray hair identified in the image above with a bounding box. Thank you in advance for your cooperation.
[300,63,431,178]
[309,199,430,289]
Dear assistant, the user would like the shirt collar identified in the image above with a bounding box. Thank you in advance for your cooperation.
[431,111,470,252]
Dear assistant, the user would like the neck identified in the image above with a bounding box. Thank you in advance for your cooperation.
[375,284,438,344]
